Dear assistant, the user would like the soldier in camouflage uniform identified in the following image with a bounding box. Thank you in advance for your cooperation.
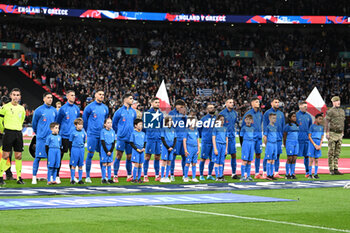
[325,96,345,175]
[132,100,143,119]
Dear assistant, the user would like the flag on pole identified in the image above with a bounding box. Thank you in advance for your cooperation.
[156,80,171,113]
[306,87,328,121]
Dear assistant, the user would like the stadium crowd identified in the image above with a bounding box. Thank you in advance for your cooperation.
[1,22,349,120]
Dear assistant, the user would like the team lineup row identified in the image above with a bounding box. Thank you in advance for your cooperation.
[0,88,345,185]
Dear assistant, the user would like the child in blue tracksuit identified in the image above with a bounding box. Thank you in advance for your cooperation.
[160,116,177,182]
[45,122,62,185]
[100,118,116,184]
[212,115,228,181]
[69,118,87,184]
[263,113,278,181]
[183,117,200,182]
[307,113,324,179]
[283,111,299,179]
[240,114,255,181]
[130,119,146,183]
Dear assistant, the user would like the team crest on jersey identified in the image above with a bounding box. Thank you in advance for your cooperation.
[93,114,97,118]
[123,118,126,121]
[43,117,47,122]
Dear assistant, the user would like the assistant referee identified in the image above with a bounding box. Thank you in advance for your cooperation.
[0,88,26,185]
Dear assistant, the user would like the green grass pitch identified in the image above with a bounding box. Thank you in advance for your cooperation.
[0,188,349,233]
[0,138,348,232]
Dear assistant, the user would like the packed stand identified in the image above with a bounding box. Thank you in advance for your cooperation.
[0,22,349,119]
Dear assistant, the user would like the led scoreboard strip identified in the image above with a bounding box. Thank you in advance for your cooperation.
[0,4,349,24]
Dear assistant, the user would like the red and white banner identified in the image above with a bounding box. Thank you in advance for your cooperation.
[156,80,171,113]
[1,58,21,66]
[306,87,327,121]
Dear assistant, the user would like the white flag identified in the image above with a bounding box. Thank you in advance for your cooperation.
[156,80,171,113]
[306,87,327,121]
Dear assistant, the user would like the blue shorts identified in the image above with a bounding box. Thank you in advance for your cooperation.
[100,146,114,163]
[35,138,47,158]
[186,145,198,164]
[241,140,255,161]
[213,142,226,165]
[48,148,61,168]
[145,139,161,155]
[70,147,85,167]
[161,145,174,161]
[286,140,299,156]
[131,150,145,163]
[227,137,236,154]
[200,141,213,160]
[173,139,185,156]
[87,136,100,153]
[277,140,283,155]
[116,139,132,155]
[254,138,263,154]
[265,142,277,160]
[298,142,309,157]
[308,139,322,158]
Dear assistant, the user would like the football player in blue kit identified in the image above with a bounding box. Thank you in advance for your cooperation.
[283,112,299,179]
[240,114,255,181]
[69,118,86,184]
[100,118,116,184]
[56,90,80,182]
[129,119,146,183]
[262,98,285,179]
[82,90,109,183]
[198,104,216,181]
[144,97,163,182]
[212,115,228,181]
[112,93,136,183]
[45,122,62,185]
[168,99,187,181]
[219,99,240,179]
[32,93,57,184]
[183,117,200,182]
[307,113,324,179]
[296,101,312,177]
[241,97,263,179]
[160,116,177,183]
[263,113,278,181]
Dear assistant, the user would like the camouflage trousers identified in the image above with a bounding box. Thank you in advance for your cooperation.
[327,132,343,170]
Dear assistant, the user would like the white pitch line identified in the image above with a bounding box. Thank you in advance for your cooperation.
[150,205,350,233]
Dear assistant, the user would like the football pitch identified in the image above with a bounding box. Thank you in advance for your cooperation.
[0,139,349,233]
[0,188,349,233]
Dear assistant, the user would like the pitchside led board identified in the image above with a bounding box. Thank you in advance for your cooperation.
[0,4,349,24]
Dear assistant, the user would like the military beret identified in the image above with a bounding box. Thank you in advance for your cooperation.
[331,96,340,102]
